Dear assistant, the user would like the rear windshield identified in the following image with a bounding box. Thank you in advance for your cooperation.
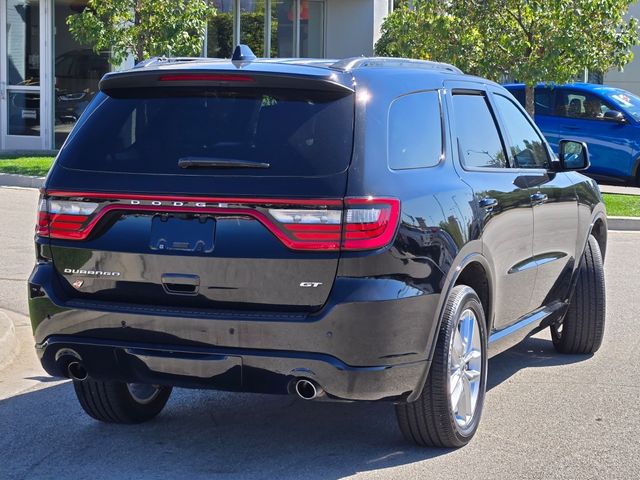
[59,87,354,176]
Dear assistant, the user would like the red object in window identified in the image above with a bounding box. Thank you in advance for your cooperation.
[288,0,309,21]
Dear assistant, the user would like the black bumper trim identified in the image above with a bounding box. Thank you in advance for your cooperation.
[38,336,428,402]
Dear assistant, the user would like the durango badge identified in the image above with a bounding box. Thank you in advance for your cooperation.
[63,268,121,277]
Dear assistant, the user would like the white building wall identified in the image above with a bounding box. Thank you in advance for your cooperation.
[605,2,640,94]
[325,0,390,58]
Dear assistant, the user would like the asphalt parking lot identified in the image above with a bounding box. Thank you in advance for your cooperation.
[0,186,639,480]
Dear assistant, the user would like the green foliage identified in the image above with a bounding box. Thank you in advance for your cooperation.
[207,12,234,58]
[376,1,639,113]
[67,0,215,64]
[207,11,279,59]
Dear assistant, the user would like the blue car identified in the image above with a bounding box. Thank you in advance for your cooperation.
[505,83,640,185]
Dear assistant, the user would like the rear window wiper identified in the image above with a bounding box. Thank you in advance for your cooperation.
[178,157,270,169]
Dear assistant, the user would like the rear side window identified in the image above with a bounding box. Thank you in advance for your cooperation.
[509,88,525,106]
[452,93,507,169]
[59,87,354,177]
[388,91,442,169]
[555,90,615,120]
[507,87,554,115]
[534,88,554,115]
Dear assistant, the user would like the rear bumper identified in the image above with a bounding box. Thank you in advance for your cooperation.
[37,336,428,401]
[29,262,438,401]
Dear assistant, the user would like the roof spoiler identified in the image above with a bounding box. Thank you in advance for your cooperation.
[100,68,353,95]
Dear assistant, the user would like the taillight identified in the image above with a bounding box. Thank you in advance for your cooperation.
[343,198,400,251]
[268,197,400,251]
[267,208,343,250]
[37,193,400,252]
[36,197,98,239]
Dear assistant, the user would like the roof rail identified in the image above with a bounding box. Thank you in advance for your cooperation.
[134,56,218,69]
[331,57,463,74]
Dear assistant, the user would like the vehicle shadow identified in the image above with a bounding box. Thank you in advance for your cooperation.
[487,333,591,391]
[0,334,592,480]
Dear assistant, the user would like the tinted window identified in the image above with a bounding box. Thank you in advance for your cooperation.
[534,88,553,115]
[493,94,549,169]
[452,94,507,168]
[506,87,553,115]
[59,88,354,177]
[509,88,525,106]
[388,91,442,169]
[555,90,614,120]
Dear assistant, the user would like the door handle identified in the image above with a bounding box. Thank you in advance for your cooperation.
[479,198,498,210]
[566,124,581,130]
[161,273,200,296]
[530,192,548,205]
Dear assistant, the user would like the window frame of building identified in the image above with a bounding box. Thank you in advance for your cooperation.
[0,0,53,151]
[217,0,326,59]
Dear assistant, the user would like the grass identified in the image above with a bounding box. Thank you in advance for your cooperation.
[602,193,640,217]
[0,157,55,177]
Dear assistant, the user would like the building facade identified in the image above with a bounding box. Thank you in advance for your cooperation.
[0,0,393,152]
[604,2,640,95]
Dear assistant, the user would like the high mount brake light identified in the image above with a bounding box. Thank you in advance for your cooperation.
[37,193,400,251]
[159,74,255,83]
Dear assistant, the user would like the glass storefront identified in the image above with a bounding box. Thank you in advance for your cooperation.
[207,0,322,59]
[300,0,324,57]
[239,0,267,57]
[208,0,234,58]
[54,0,111,148]
[1,0,335,151]
[6,0,40,136]
[272,1,294,57]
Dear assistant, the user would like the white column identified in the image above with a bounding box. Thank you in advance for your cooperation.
[233,0,241,46]
[41,0,53,149]
[264,0,272,57]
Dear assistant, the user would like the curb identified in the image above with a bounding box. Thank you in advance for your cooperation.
[0,310,18,370]
[608,216,640,231]
[0,173,45,189]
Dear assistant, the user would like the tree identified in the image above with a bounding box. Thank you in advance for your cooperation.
[67,0,215,65]
[376,0,639,115]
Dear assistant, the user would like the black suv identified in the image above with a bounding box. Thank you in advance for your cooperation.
[29,47,607,448]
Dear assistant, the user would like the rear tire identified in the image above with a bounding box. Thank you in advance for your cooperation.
[551,235,606,354]
[73,379,172,424]
[395,285,488,448]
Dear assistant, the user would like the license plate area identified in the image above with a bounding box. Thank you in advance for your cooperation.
[150,215,215,253]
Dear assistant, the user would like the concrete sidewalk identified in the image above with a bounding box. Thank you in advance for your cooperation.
[0,311,18,369]
[599,184,640,196]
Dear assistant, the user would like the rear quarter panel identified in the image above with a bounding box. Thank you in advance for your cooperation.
[337,69,481,363]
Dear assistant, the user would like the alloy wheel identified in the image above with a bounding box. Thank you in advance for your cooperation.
[448,308,482,431]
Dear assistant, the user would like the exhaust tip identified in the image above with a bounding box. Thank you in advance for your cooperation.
[295,378,323,400]
[67,361,88,381]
